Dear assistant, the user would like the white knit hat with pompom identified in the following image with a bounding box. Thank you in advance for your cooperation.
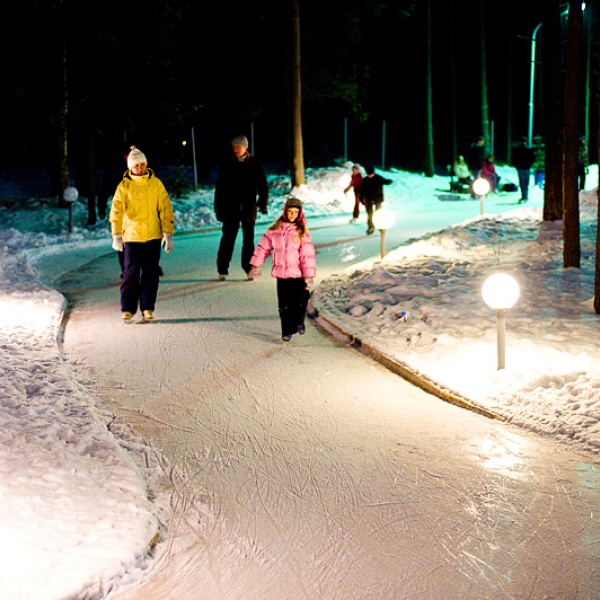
[127,146,147,168]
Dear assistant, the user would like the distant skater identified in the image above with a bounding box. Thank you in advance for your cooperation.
[358,164,392,235]
[344,164,364,223]
[248,197,316,342]
[481,154,500,192]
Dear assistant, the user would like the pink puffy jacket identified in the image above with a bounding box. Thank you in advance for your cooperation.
[250,222,316,279]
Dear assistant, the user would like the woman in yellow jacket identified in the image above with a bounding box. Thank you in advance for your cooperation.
[110,146,175,321]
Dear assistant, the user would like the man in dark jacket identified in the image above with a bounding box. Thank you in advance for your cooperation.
[512,136,535,203]
[467,136,485,180]
[214,135,269,280]
[358,164,393,235]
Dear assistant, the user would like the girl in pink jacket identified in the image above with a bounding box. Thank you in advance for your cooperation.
[248,197,316,342]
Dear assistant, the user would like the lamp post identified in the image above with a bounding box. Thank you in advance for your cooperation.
[527,22,543,148]
[528,4,579,146]
[191,126,198,191]
[472,177,490,216]
[372,207,394,259]
[63,186,78,233]
[482,273,520,370]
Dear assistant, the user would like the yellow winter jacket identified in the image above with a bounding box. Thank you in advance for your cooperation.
[110,169,175,242]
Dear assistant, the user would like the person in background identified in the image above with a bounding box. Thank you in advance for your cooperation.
[467,136,485,181]
[358,164,393,235]
[344,164,364,223]
[532,135,546,189]
[512,136,535,203]
[214,134,269,281]
[578,136,589,191]
[110,146,174,321]
[452,155,473,187]
[248,197,316,343]
[481,154,500,192]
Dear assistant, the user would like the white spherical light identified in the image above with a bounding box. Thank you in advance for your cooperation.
[472,177,490,196]
[372,207,394,230]
[63,186,79,203]
[482,273,520,310]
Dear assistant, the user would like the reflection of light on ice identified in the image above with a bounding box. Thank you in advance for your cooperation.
[406,339,593,404]
[478,436,525,477]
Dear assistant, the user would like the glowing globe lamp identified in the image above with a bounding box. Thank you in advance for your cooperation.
[373,208,395,259]
[472,177,490,197]
[482,273,520,370]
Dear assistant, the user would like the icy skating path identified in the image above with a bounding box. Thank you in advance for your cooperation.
[46,229,600,600]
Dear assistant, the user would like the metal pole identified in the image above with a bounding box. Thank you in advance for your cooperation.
[528,22,543,147]
[528,6,570,146]
[479,194,484,216]
[250,122,255,156]
[381,120,386,170]
[68,203,73,233]
[191,126,198,191]
[496,309,506,370]
[379,229,386,259]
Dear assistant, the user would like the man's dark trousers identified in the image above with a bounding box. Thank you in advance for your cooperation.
[217,217,256,276]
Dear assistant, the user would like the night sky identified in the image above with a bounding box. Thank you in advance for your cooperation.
[3,0,579,183]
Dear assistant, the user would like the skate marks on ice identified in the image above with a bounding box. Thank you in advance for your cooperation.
[106,334,600,600]
[58,241,600,600]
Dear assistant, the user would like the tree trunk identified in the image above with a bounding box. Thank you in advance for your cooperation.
[593,16,600,313]
[562,0,582,268]
[83,71,99,226]
[57,37,70,208]
[505,0,514,165]
[478,0,490,151]
[449,0,457,164]
[542,0,564,222]
[423,0,434,177]
[84,130,99,226]
[290,0,305,188]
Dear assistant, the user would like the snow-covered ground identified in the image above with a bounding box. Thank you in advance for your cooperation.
[1,162,599,598]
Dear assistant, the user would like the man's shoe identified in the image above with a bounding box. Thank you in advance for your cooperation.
[142,310,154,320]
[282,334,292,342]
[122,311,134,320]
[366,227,375,235]
[218,274,227,281]
[298,323,306,335]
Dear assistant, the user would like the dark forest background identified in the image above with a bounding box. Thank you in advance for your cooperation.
[1,0,595,195]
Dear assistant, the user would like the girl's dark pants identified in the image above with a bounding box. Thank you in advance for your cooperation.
[277,278,310,336]
[121,239,162,314]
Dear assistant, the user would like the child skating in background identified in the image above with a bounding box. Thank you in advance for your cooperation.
[248,197,316,342]
[343,164,364,223]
